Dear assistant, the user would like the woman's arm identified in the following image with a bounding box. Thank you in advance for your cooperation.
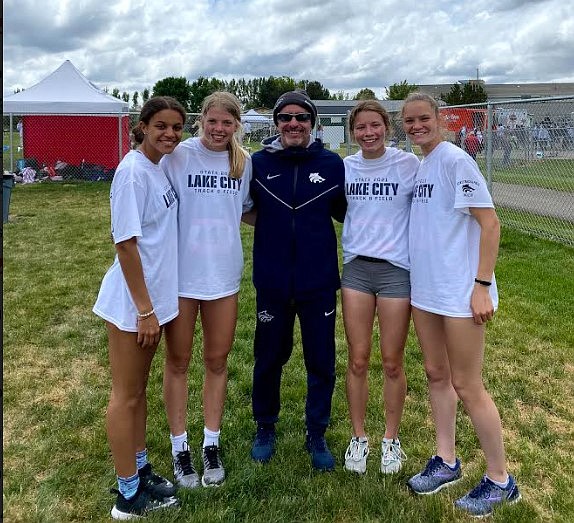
[469,207,501,325]
[115,237,160,349]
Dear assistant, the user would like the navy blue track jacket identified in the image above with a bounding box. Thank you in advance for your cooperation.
[250,136,347,300]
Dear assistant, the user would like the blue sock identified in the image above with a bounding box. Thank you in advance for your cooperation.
[118,472,139,500]
[135,448,148,471]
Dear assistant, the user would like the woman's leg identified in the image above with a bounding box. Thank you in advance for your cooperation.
[200,294,238,431]
[412,307,458,463]
[163,298,199,436]
[445,317,507,481]
[376,297,410,439]
[106,322,157,478]
[342,287,376,438]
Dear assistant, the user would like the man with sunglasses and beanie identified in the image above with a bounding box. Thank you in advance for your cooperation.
[247,89,347,471]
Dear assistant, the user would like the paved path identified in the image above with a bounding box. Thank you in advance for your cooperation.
[492,182,573,222]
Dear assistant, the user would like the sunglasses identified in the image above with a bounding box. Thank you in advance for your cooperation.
[276,112,312,123]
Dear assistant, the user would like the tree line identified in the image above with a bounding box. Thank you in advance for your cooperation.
[106,76,487,112]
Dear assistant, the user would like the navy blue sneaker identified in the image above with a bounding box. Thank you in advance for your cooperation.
[306,435,335,471]
[455,475,521,517]
[251,424,276,463]
[138,463,177,499]
[407,456,462,495]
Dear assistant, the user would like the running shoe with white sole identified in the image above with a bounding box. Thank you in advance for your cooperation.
[344,437,369,474]
[381,439,407,474]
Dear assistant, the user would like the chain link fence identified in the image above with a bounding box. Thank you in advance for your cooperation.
[4,97,573,246]
[317,96,574,247]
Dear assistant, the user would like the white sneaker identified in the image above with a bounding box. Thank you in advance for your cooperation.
[173,442,200,489]
[344,437,369,474]
[381,439,407,474]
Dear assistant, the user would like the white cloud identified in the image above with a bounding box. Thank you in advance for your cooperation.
[3,0,573,97]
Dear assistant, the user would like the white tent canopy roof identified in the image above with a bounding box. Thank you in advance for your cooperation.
[3,60,129,114]
[241,109,272,123]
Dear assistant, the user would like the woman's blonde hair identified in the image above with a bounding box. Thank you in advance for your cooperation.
[401,92,440,118]
[198,91,248,179]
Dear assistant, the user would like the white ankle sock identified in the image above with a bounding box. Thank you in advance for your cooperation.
[487,474,509,488]
[170,431,188,457]
[203,427,220,448]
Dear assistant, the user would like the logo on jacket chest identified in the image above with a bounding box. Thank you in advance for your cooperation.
[309,172,325,183]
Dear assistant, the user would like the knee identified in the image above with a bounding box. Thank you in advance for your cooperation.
[424,364,451,387]
[382,357,404,380]
[165,347,191,374]
[348,352,369,378]
[109,386,145,412]
[451,377,484,403]
[204,353,228,376]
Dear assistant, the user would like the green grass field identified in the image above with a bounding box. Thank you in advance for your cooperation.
[3,182,574,522]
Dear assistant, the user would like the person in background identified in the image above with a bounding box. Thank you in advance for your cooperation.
[161,91,252,489]
[316,123,324,143]
[401,92,521,518]
[341,100,419,475]
[248,89,347,471]
[17,119,23,148]
[243,120,252,144]
[463,131,481,161]
[93,96,186,520]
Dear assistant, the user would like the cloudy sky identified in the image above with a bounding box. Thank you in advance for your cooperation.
[3,0,573,99]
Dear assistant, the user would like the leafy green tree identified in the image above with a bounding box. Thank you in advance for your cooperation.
[385,80,419,100]
[122,92,130,103]
[257,76,297,109]
[330,90,351,101]
[153,76,192,110]
[132,91,139,109]
[297,80,330,100]
[112,88,120,99]
[142,88,150,104]
[188,77,225,113]
[354,88,377,100]
[442,82,487,105]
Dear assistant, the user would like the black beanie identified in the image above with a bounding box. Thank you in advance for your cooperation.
[273,89,317,127]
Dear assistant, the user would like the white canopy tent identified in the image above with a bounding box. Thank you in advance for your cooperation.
[3,60,129,114]
[241,109,273,124]
[3,60,130,171]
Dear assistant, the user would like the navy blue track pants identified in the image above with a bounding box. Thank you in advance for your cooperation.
[252,290,337,436]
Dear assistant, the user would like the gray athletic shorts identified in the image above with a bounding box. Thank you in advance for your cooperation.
[341,256,411,298]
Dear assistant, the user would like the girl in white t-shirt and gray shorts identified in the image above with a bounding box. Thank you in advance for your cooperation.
[341,100,420,476]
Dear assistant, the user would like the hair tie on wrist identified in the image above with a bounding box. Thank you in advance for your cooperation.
[474,278,492,287]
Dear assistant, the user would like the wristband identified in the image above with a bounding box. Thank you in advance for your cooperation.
[136,308,155,320]
[474,278,492,287]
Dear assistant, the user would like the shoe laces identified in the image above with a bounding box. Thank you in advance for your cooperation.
[203,445,221,470]
[382,441,407,463]
[468,476,496,499]
[347,438,368,461]
[421,456,445,477]
[175,449,196,476]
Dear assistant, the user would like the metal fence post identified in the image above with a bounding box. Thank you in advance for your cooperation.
[486,102,493,193]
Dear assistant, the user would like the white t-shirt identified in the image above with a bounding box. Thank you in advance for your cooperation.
[342,147,420,269]
[161,137,253,300]
[409,141,498,317]
[93,150,179,331]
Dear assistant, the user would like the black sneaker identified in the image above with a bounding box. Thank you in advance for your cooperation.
[110,484,178,520]
[201,445,225,487]
[138,463,177,499]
